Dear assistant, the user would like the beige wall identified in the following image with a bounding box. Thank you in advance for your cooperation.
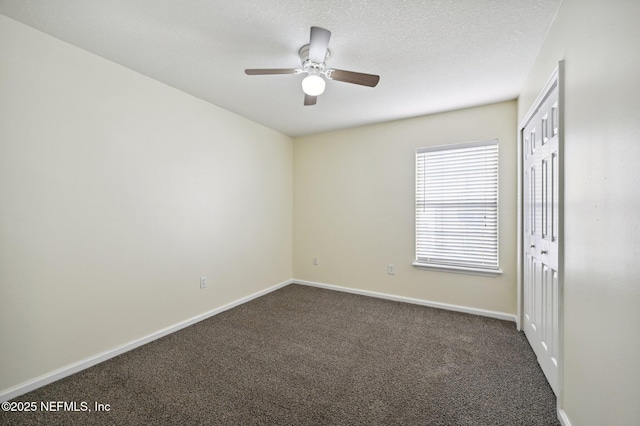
[293,101,518,315]
[0,15,293,393]
[518,0,640,424]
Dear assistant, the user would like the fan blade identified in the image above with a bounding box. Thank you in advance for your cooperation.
[304,94,317,106]
[245,68,298,75]
[326,69,380,87]
[309,26,331,63]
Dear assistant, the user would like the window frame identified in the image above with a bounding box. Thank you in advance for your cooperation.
[413,139,502,276]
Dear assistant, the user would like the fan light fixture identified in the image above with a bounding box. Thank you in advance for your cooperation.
[245,26,380,106]
[301,73,325,96]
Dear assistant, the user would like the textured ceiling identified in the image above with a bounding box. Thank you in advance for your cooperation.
[0,0,562,137]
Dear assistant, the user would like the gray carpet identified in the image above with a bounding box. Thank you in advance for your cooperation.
[1,284,559,425]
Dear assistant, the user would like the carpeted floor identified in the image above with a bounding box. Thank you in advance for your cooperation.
[1,284,559,425]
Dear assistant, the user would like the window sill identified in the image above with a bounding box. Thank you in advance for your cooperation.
[412,262,503,277]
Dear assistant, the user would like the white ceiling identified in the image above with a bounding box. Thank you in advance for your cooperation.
[0,0,562,137]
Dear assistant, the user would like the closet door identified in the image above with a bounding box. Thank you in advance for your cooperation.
[522,76,561,396]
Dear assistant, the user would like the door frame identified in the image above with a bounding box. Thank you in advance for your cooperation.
[517,61,565,401]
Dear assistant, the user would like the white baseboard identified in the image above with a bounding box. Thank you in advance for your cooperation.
[2,277,517,402]
[293,279,517,323]
[0,279,293,403]
[558,407,572,426]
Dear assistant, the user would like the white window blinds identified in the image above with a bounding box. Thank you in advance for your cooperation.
[415,140,499,273]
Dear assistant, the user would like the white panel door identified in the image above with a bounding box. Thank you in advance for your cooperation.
[522,78,561,396]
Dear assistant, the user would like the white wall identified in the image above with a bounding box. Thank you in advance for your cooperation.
[293,101,518,315]
[518,0,640,424]
[0,15,293,394]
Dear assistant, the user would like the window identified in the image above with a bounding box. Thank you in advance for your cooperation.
[414,139,501,275]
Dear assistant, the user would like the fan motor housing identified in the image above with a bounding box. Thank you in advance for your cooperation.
[299,44,330,71]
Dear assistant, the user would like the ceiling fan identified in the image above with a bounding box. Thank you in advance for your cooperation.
[245,26,380,106]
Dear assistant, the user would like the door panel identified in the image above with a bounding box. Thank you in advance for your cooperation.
[522,79,560,396]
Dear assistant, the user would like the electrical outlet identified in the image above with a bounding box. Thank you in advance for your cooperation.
[387,264,395,275]
[200,276,207,289]
[312,256,318,266]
